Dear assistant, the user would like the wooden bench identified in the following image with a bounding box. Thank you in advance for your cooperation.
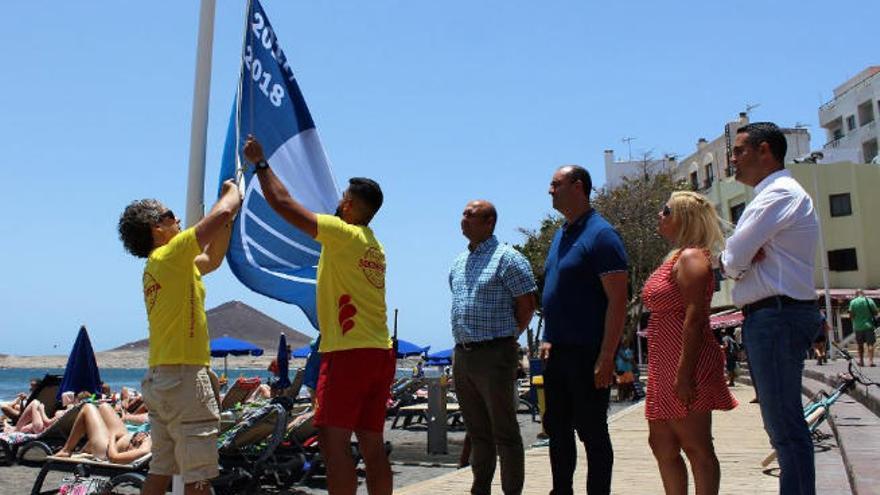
[392,403,462,429]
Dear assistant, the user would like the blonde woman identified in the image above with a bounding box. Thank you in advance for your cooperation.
[641,191,737,495]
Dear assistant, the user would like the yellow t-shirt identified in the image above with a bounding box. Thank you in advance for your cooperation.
[315,214,392,353]
[142,228,210,367]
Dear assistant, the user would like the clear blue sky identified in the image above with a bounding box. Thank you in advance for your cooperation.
[1,1,875,356]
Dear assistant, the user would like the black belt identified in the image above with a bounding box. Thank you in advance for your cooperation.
[742,295,815,316]
[455,336,515,351]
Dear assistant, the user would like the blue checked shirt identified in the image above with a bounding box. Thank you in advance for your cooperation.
[449,236,537,344]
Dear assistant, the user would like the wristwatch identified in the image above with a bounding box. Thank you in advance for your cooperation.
[254,159,270,171]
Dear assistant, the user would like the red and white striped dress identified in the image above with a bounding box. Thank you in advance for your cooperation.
[641,250,737,420]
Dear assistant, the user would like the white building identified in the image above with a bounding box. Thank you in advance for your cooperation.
[672,112,811,200]
[603,150,677,189]
[819,66,880,164]
[668,113,811,309]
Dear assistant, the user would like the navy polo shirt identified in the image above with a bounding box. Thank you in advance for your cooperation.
[542,209,628,352]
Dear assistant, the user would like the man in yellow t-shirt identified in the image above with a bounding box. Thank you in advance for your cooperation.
[117,180,241,495]
[244,136,394,495]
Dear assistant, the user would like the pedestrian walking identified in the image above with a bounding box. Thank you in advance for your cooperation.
[848,289,877,367]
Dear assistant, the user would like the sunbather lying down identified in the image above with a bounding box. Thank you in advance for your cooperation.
[2,399,60,434]
[56,402,151,464]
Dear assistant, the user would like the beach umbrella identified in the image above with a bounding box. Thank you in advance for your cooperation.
[290,344,312,359]
[59,326,102,399]
[396,339,430,358]
[273,334,291,390]
[210,336,263,377]
[426,348,453,366]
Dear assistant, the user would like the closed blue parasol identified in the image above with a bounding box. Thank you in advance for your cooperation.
[210,336,263,377]
[426,348,453,366]
[59,326,102,399]
[396,339,430,358]
[273,334,291,390]
[290,344,311,359]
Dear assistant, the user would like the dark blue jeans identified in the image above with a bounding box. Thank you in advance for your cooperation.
[742,304,821,495]
[543,346,612,495]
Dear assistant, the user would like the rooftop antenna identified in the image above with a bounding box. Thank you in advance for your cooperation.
[745,102,761,116]
[621,136,636,162]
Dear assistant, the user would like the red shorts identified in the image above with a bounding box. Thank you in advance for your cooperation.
[313,347,395,433]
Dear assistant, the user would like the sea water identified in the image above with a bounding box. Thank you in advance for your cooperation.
[1,367,423,402]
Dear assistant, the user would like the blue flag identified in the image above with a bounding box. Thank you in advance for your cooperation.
[219,0,339,329]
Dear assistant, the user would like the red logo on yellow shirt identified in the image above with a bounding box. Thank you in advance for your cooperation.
[143,272,161,314]
[358,247,386,289]
[338,294,358,335]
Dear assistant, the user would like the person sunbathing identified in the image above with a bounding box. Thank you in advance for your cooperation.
[56,402,151,463]
[2,399,58,434]
[0,379,39,422]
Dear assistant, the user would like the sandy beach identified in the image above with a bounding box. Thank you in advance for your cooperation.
[0,407,563,494]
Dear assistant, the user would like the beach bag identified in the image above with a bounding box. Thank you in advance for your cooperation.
[57,475,112,495]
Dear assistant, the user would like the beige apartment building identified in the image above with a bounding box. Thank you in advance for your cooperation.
[667,113,811,308]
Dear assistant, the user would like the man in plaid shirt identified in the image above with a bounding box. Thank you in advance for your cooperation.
[449,199,537,495]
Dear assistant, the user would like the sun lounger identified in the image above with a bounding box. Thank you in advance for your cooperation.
[30,451,152,494]
[387,377,426,415]
[31,402,294,494]
[11,374,63,427]
[0,402,84,466]
[220,377,262,411]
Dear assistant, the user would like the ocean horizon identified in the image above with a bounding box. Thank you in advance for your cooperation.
[0,366,428,402]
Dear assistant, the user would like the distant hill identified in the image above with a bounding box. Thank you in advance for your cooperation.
[111,300,313,353]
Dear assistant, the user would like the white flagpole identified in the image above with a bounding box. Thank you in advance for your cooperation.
[179,5,217,493]
[185,0,217,228]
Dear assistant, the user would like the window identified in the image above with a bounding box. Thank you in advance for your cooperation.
[863,138,879,163]
[846,115,857,131]
[730,202,746,224]
[705,163,714,184]
[833,128,844,140]
[690,171,699,190]
[829,193,852,217]
[858,100,875,126]
[828,248,858,271]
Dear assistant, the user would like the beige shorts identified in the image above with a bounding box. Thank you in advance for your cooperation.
[142,365,220,484]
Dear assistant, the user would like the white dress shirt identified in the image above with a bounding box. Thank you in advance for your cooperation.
[721,169,819,307]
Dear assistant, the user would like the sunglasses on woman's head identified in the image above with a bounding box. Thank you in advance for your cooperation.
[662,205,671,217]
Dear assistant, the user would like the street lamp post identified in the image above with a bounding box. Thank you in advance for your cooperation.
[805,152,837,359]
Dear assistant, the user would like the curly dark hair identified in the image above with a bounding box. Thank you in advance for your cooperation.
[118,199,164,258]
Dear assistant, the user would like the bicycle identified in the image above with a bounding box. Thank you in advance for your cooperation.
[760,342,879,467]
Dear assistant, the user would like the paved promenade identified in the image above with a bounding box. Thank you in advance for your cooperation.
[398,386,781,494]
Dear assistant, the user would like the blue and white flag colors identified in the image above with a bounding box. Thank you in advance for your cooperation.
[219,0,339,329]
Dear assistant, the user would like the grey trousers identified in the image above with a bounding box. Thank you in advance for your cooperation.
[453,339,524,495]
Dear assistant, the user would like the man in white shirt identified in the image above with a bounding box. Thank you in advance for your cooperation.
[720,122,821,495]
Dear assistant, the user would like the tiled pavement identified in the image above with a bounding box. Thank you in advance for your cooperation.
[398,386,786,494]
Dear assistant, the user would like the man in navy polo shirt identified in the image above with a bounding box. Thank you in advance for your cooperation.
[540,165,628,495]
